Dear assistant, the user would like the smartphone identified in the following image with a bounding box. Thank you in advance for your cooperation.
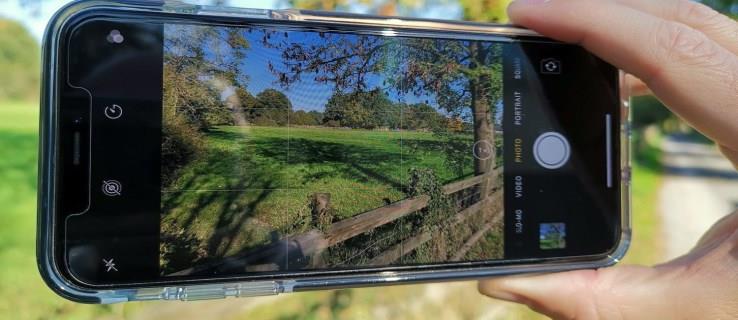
[37,0,631,303]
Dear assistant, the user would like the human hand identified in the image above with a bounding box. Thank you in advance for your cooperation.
[478,0,738,318]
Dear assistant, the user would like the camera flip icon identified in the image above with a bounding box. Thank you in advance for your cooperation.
[540,58,562,75]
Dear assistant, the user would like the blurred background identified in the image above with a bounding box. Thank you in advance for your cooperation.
[2,0,738,319]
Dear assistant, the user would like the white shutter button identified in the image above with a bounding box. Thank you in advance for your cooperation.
[533,132,570,169]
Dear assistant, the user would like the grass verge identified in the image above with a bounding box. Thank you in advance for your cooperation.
[0,101,664,319]
[622,128,664,265]
[225,129,666,320]
[0,102,112,319]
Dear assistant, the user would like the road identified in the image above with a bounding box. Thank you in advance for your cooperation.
[659,134,738,260]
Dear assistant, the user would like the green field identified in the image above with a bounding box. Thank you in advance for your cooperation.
[0,103,111,319]
[161,125,480,272]
[232,130,668,320]
[0,102,663,320]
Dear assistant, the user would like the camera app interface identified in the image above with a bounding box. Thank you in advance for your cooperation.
[160,25,507,276]
[61,20,619,283]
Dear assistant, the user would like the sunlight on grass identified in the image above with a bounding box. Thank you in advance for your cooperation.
[0,101,664,320]
[229,131,665,320]
[622,129,664,265]
[0,102,112,320]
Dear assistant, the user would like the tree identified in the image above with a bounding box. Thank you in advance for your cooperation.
[0,19,39,101]
[308,110,325,124]
[402,103,444,131]
[323,90,400,129]
[291,110,322,125]
[162,24,252,185]
[458,0,511,22]
[702,0,738,17]
[236,87,259,110]
[163,24,251,131]
[266,33,502,193]
[324,92,372,128]
[287,0,512,22]
[398,38,502,185]
[250,89,293,126]
[255,88,292,109]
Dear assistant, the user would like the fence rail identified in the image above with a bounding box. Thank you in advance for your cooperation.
[368,191,502,265]
[171,168,503,276]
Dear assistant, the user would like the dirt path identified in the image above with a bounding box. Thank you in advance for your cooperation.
[659,134,738,260]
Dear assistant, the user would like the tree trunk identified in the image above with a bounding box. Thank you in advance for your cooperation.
[469,43,496,197]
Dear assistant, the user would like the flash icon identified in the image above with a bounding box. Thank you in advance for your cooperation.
[102,258,118,272]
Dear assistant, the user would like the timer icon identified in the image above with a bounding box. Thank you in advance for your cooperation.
[104,104,123,120]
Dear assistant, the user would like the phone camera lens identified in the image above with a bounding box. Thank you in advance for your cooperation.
[106,30,124,44]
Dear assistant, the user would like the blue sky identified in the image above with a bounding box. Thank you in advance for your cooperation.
[232,28,438,112]
[165,23,507,121]
[3,0,485,115]
[169,24,467,113]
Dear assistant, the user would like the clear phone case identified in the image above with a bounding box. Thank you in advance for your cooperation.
[37,0,632,303]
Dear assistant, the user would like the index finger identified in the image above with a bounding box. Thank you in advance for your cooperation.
[508,0,738,150]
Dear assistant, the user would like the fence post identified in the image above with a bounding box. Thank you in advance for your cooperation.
[310,192,332,230]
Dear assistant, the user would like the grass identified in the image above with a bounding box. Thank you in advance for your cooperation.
[0,102,112,319]
[231,129,667,320]
[0,100,664,319]
[162,125,480,272]
[622,128,664,265]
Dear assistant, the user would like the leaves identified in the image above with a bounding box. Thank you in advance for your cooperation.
[0,19,39,101]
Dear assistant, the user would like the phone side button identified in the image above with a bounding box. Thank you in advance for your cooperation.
[135,282,281,301]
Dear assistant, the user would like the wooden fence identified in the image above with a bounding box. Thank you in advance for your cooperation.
[171,169,503,276]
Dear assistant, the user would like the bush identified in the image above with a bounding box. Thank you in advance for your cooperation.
[0,19,40,101]
[407,167,454,227]
[632,95,673,130]
[161,113,204,186]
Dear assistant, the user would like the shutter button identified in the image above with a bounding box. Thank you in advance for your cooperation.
[533,132,570,169]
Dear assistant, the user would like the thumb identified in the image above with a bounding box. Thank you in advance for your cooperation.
[478,266,673,320]
[478,270,603,319]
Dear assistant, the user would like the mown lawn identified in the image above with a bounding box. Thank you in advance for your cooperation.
[229,130,667,320]
[0,102,111,319]
[622,129,664,265]
[161,125,477,271]
[0,101,664,320]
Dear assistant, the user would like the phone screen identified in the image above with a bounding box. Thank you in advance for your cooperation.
[57,17,620,286]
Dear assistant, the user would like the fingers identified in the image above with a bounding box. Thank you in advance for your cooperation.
[478,266,675,319]
[719,144,738,170]
[617,0,738,55]
[479,270,601,319]
[508,0,738,151]
[625,74,651,96]
[693,209,738,251]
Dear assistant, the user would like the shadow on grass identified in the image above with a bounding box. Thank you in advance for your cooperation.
[161,127,475,274]
[161,145,279,274]
[254,136,409,190]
